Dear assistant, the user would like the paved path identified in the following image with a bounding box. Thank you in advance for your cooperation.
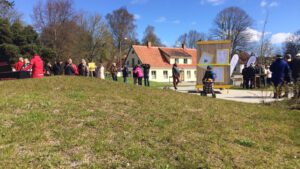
[166,85,285,104]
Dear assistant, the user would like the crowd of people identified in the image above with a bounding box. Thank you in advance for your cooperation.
[13,54,153,87]
[242,53,300,99]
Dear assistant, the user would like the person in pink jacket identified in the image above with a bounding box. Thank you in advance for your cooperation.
[24,54,44,78]
[134,65,144,85]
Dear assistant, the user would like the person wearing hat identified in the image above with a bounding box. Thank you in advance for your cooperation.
[290,53,300,98]
[172,63,180,90]
[270,54,291,98]
[283,54,293,97]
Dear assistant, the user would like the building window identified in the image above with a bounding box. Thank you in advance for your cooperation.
[194,71,197,78]
[187,71,191,79]
[151,71,156,79]
[132,58,135,67]
[184,58,188,64]
[138,60,141,64]
[132,50,135,54]
[163,71,168,79]
[175,58,179,64]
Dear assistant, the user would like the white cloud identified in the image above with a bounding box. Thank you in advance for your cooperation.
[271,33,292,44]
[172,20,181,24]
[155,17,167,23]
[134,14,141,20]
[245,28,263,42]
[260,0,279,8]
[201,0,225,6]
[269,2,278,7]
[260,0,267,7]
[130,0,148,5]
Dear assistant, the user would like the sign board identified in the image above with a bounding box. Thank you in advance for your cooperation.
[196,40,232,89]
[88,62,96,72]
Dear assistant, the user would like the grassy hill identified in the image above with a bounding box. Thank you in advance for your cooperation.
[0,77,299,168]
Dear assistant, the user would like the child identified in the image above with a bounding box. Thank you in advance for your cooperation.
[202,66,216,97]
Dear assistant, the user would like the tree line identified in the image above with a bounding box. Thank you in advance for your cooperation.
[0,0,299,65]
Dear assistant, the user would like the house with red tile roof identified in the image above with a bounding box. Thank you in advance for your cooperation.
[125,42,197,82]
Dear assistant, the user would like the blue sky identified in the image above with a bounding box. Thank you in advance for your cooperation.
[14,0,300,47]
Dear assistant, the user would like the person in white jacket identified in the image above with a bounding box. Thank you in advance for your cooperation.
[96,63,105,80]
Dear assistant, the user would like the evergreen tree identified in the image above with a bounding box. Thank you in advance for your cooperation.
[0,18,13,44]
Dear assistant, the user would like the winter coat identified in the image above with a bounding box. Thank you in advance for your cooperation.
[270,58,290,85]
[142,64,151,78]
[72,64,79,75]
[202,70,216,83]
[172,66,180,77]
[64,64,75,75]
[15,61,24,71]
[134,66,144,78]
[78,63,89,76]
[290,57,300,82]
[53,63,62,75]
[24,55,44,78]
[122,66,129,77]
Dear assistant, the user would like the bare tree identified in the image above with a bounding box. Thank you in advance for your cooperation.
[176,30,206,48]
[211,7,253,54]
[142,25,162,46]
[284,30,300,57]
[80,13,114,62]
[106,7,137,59]
[33,0,81,61]
[0,0,22,23]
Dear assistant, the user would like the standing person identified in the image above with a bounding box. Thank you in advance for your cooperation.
[270,54,291,98]
[248,63,256,89]
[53,60,63,75]
[110,63,118,81]
[44,62,53,76]
[242,65,249,89]
[78,59,89,76]
[283,54,293,97]
[122,65,129,83]
[290,53,300,99]
[134,65,144,85]
[142,64,151,87]
[172,63,180,90]
[132,65,138,85]
[14,57,24,71]
[265,65,272,86]
[95,63,105,79]
[64,59,75,76]
[23,54,44,78]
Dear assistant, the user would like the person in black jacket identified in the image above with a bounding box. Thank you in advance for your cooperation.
[142,64,151,87]
[53,60,63,75]
[64,60,75,76]
[122,65,129,83]
[290,53,300,98]
[248,64,256,89]
[242,65,249,89]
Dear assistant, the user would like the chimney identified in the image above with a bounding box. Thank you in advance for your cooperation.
[147,41,152,48]
[182,43,186,49]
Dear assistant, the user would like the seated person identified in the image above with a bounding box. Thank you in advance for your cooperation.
[202,66,216,83]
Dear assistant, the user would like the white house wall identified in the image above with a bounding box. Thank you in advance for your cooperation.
[149,68,197,83]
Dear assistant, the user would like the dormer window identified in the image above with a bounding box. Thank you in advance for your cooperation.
[184,58,188,64]
[175,58,179,64]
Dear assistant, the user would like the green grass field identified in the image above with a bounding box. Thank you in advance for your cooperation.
[0,76,299,168]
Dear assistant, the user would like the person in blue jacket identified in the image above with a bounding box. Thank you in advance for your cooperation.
[270,54,291,98]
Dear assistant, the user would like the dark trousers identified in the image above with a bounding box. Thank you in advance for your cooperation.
[267,78,272,86]
[144,77,150,86]
[173,76,180,89]
[112,74,117,81]
[138,77,143,85]
[123,77,128,83]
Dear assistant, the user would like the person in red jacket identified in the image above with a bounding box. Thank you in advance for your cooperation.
[24,54,44,78]
[14,57,24,71]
